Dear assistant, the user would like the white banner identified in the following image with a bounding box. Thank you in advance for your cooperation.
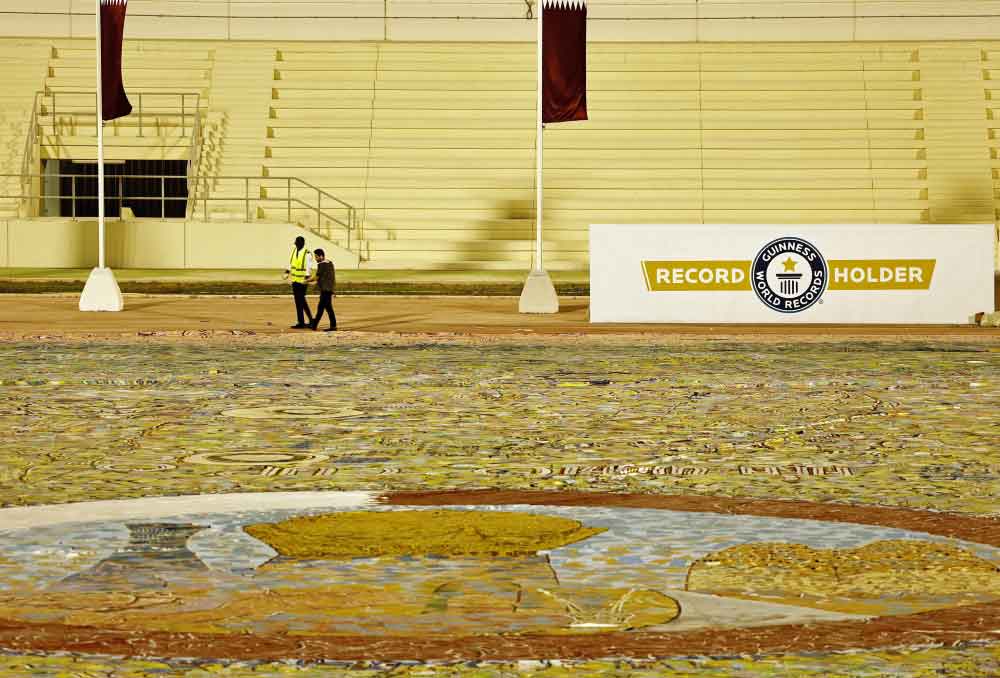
[590,224,996,324]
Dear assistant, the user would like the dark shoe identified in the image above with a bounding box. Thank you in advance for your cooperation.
[310,320,319,330]
[291,324,308,329]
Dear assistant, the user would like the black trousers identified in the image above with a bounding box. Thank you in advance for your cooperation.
[292,282,313,325]
[314,290,337,328]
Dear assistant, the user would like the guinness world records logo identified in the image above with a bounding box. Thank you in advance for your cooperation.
[751,237,828,313]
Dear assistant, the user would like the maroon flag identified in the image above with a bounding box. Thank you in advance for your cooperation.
[100,0,132,121]
[542,0,587,124]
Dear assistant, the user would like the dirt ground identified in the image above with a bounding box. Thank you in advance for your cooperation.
[1,294,999,340]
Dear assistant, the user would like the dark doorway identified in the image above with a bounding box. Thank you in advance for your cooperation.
[58,159,188,218]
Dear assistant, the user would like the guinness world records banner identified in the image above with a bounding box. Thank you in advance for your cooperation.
[589,224,996,324]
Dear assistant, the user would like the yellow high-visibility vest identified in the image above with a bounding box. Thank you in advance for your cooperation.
[289,247,310,283]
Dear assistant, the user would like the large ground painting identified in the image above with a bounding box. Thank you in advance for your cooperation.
[0,336,997,676]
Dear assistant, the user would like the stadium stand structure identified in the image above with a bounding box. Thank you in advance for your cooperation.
[2,38,997,270]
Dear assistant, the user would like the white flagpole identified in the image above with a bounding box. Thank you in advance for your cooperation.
[95,0,105,270]
[78,0,122,310]
[535,0,543,270]
[518,0,558,313]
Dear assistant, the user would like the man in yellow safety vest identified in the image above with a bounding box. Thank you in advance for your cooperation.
[283,235,314,329]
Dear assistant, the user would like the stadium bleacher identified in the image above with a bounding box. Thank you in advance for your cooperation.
[1,37,996,269]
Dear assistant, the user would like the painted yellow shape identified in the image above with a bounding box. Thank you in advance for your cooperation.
[642,261,751,291]
[244,510,606,559]
[827,259,936,290]
[687,539,1000,604]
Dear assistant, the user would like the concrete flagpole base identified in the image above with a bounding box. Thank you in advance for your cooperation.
[518,268,559,314]
[79,267,124,312]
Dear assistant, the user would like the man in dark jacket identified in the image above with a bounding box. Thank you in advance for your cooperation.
[310,248,337,331]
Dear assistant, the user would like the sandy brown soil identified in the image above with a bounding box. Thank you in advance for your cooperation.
[1,294,998,341]
[2,602,997,663]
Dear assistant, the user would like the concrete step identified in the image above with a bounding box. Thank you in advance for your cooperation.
[363,238,586,253]
[266,147,533,166]
[55,65,210,81]
[40,122,195,137]
[360,227,547,241]
[359,250,585,270]
[45,83,209,96]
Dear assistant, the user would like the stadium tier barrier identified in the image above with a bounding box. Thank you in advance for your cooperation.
[6,1,1000,43]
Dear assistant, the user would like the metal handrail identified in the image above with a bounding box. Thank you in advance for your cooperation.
[6,177,188,220]
[20,92,40,180]
[185,104,204,217]
[42,91,201,137]
[294,176,353,212]
[0,173,358,253]
[273,175,355,232]
[19,92,42,213]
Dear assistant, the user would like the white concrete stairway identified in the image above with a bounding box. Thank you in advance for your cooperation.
[0,42,50,218]
[0,112,28,219]
[196,45,275,222]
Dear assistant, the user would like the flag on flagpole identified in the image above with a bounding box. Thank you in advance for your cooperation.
[100,0,131,121]
[542,0,587,124]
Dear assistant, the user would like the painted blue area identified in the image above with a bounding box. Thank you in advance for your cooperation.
[1,503,997,592]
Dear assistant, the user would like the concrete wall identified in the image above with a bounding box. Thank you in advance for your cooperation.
[4,218,98,267]
[0,218,359,269]
[6,1,1000,42]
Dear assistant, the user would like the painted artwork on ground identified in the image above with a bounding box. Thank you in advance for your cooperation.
[0,492,998,661]
[0,336,997,675]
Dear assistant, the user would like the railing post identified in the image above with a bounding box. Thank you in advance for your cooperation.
[71,176,76,218]
[118,174,123,217]
[287,177,291,223]
[161,175,166,218]
[245,177,250,222]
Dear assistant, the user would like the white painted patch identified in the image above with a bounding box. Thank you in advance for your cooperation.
[650,590,870,630]
[0,491,377,531]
